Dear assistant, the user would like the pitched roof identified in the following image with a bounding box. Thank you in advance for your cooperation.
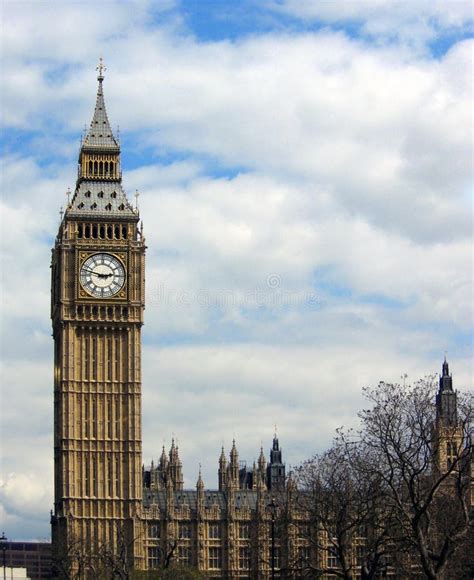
[67,180,137,220]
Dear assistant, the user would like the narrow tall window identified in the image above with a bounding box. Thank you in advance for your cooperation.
[179,522,191,539]
[92,338,97,380]
[85,457,90,496]
[208,548,222,570]
[115,456,120,496]
[114,396,120,438]
[84,334,89,380]
[84,397,90,438]
[92,396,97,438]
[107,454,113,497]
[238,547,250,570]
[107,397,112,439]
[114,337,120,380]
[239,522,250,539]
[92,457,97,496]
[209,523,221,539]
[148,547,160,569]
[107,337,112,380]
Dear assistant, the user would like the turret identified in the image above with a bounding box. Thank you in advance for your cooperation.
[229,440,240,489]
[218,447,227,491]
[436,357,457,426]
[196,467,205,514]
[159,446,168,470]
[257,446,267,488]
[168,439,184,490]
[434,357,462,475]
[267,433,286,491]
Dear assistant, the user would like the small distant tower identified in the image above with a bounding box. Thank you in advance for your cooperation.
[436,357,457,426]
[434,357,461,474]
[267,433,286,490]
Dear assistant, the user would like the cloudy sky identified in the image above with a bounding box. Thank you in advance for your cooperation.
[0,0,473,541]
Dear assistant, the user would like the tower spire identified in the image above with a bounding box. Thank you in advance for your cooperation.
[436,356,457,426]
[82,59,119,151]
[68,65,137,219]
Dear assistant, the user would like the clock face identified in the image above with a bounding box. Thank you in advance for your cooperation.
[80,253,125,298]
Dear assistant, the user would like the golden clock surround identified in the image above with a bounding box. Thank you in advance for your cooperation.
[77,250,128,301]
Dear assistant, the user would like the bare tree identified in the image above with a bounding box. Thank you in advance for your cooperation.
[295,441,396,580]
[96,523,134,579]
[294,376,473,580]
[356,377,473,579]
[51,533,91,580]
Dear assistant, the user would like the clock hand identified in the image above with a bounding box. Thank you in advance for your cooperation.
[82,267,100,275]
[82,268,113,279]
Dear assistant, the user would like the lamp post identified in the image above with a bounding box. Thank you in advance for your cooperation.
[267,498,277,580]
[0,532,7,580]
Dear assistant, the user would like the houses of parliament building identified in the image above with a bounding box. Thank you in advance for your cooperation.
[50,66,470,578]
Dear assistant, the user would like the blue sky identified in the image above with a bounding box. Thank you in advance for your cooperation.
[0,0,473,540]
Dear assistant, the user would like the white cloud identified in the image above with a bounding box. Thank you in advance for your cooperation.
[266,0,474,49]
[0,0,472,541]
[141,343,473,489]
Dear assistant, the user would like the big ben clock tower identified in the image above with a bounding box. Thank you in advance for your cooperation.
[51,61,145,571]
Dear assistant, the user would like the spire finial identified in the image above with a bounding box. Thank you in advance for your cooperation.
[197,464,204,489]
[442,354,450,378]
[135,189,140,211]
[96,56,106,81]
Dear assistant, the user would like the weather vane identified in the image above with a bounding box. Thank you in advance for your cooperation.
[96,56,106,78]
